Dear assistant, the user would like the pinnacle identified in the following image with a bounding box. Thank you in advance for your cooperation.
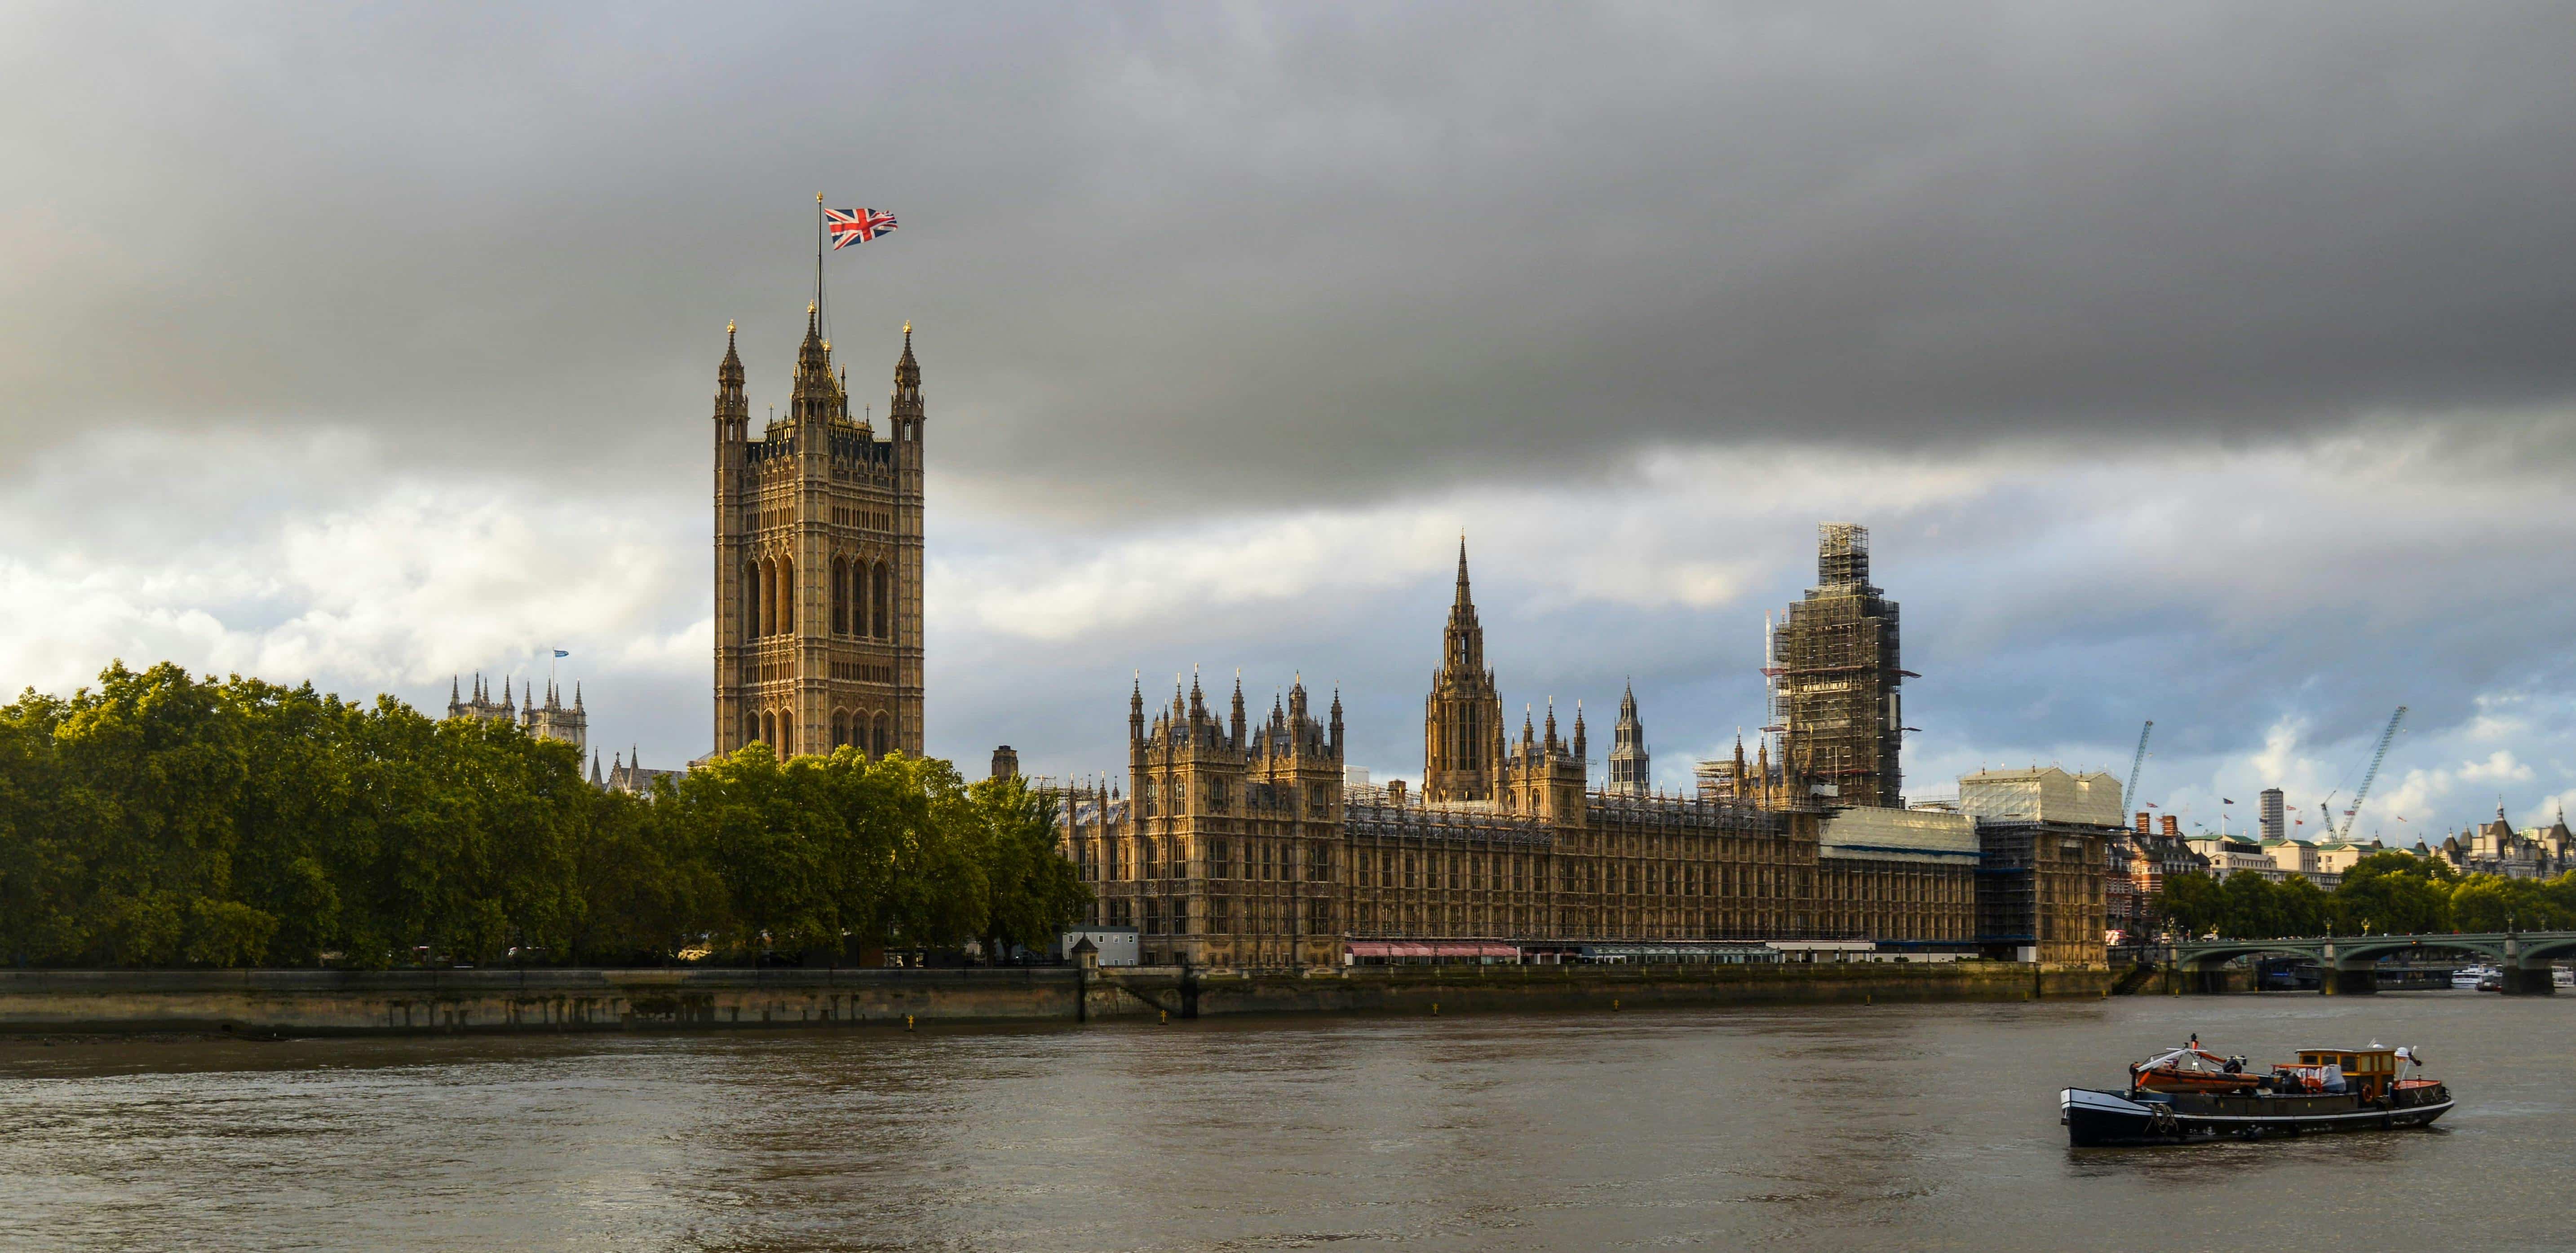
[894,320,922,389]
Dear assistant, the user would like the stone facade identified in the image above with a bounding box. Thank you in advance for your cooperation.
[1606,682,1650,796]
[447,673,586,753]
[1422,541,1504,803]
[2429,806,2574,878]
[1971,821,2111,964]
[1771,523,1906,808]
[710,310,925,759]
[595,747,685,796]
[1057,533,2041,970]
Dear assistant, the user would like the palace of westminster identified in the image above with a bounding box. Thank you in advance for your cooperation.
[1075,530,2111,969]
[450,304,2110,968]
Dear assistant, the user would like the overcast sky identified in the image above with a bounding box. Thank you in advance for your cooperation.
[7,2,2575,843]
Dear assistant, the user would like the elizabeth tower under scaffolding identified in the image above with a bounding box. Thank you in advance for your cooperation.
[1771,523,1908,808]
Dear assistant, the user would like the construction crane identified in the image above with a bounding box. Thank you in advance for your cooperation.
[2338,706,2408,840]
[2123,720,2153,816]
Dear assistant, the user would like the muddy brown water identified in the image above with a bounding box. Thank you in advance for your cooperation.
[1,991,2567,1251]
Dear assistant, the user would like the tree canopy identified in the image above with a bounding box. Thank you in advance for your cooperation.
[2150,848,2575,940]
[0,662,1088,968]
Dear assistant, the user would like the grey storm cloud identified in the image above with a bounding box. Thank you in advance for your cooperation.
[6,3,2576,515]
[10,1,2576,828]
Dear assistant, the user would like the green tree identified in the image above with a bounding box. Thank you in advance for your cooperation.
[2334,850,2454,935]
[2449,873,2572,931]
[968,775,1092,956]
[670,743,854,954]
[0,659,1089,971]
[2218,871,2289,939]
[2156,871,2227,937]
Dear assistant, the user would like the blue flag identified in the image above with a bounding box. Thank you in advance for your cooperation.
[553,649,569,658]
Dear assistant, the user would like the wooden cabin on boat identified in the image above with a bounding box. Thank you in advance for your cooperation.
[2288,1046,2399,1099]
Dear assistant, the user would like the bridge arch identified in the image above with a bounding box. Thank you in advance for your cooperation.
[2518,935,2576,962]
[2174,940,2328,971]
[2175,936,2526,971]
[2330,937,2512,967]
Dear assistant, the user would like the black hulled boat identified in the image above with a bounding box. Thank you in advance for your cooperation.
[2061,1042,2453,1147]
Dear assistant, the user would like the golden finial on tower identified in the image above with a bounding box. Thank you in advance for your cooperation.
[903,319,912,334]
[726,319,735,333]
[808,300,816,314]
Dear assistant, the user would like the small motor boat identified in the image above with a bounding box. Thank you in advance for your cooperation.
[2063,1041,2453,1147]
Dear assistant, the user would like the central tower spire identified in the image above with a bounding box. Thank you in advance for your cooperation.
[1607,680,1651,796]
[1423,535,1505,803]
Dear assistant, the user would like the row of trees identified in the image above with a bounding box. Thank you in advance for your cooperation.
[0,662,1089,968]
[2156,849,2576,940]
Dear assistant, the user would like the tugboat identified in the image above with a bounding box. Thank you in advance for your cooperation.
[2062,1041,2453,1147]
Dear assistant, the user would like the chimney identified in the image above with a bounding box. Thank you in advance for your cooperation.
[2160,815,2180,838]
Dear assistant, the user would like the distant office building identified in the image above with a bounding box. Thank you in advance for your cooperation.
[991,745,1020,781]
[2259,788,2285,842]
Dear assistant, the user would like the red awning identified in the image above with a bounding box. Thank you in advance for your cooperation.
[1346,941,1518,958]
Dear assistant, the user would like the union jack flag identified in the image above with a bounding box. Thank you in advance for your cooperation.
[826,206,898,249]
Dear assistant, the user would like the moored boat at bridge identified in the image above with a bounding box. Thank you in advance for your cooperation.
[2063,1041,2453,1147]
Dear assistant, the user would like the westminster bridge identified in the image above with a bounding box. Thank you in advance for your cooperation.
[2163,931,2576,995]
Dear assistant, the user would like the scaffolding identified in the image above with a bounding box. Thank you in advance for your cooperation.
[1769,523,1907,807]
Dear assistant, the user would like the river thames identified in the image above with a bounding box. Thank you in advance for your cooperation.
[2,992,2568,1252]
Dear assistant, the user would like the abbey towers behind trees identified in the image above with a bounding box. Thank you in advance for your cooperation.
[709,307,926,760]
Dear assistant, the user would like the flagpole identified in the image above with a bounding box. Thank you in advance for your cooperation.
[814,192,826,342]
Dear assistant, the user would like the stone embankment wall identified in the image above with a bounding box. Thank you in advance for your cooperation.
[0,968,1079,1036]
[0,962,2111,1037]
[1103,962,2109,1020]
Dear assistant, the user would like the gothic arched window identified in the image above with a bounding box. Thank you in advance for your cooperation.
[745,561,762,642]
[778,555,794,632]
[768,556,787,637]
[870,562,890,641]
[850,556,867,638]
[742,711,757,748]
[831,557,848,635]
[759,710,775,748]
